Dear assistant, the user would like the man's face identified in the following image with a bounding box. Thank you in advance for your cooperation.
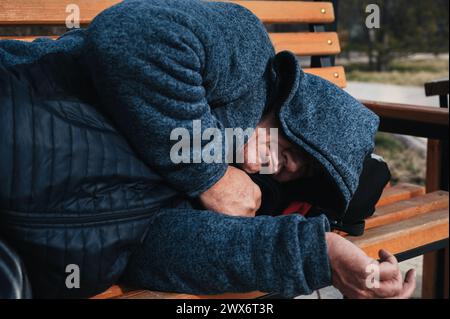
[240,113,313,182]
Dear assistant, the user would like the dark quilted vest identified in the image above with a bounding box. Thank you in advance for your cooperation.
[0,39,179,298]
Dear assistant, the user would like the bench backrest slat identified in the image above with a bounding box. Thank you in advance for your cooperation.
[269,32,340,56]
[0,32,341,57]
[0,0,335,25]
[0,0,346,87]
[232,1,335,24]
[0,0,120,25]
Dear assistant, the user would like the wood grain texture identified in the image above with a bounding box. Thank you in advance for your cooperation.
[366,191,449,230]
[90,285,128,299]
[349,209,449,259]
[0,0,334,25]
[270,32,341,56]
[0,0,120,24]
[115,290,267,299]
[231,1,335,24]
[90,286,267,299]
[304,66,347,88]
[376,183,425,207]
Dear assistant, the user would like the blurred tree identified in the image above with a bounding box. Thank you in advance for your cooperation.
[338,0,449,71]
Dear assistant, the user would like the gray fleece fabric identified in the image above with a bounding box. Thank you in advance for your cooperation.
[83,0,275,198]
[83,0,379,209]
[121,201,332,296]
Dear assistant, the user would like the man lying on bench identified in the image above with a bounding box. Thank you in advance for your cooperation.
[0,0,415,299]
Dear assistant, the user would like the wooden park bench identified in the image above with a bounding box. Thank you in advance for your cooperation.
[1,0,448,299]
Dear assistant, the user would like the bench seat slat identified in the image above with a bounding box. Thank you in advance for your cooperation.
[350,209,449,259]
[367,191,449,230]
[90,285,128,299]
[115,290,267,299]
[92,285,267,299]
[376,183,425,207]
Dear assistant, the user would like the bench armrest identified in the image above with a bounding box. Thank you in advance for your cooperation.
[361,100,449,140]
[424,78,449,97]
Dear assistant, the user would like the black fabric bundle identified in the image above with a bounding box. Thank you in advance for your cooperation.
[252,154,391,236]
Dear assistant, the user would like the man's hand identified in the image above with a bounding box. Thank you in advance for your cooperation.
[326,232,416,299]
[199,166,261,217]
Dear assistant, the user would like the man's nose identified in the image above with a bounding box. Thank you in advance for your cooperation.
[283,150,302,173]
[243,162,262,174]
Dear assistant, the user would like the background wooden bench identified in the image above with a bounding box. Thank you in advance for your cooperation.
[1,0,448,299]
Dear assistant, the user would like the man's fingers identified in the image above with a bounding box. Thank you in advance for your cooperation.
[378,260,400,281]
[366,250,402,297]
[375,276,404,298]
[377,249,401,281]
[385,269,416,299]
[378,249,398,266]
[397,269,417,299]
[373,268,416,299]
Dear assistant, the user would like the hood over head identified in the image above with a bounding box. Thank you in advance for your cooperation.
[271,51,379,213]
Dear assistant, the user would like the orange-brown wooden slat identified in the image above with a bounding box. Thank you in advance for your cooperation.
[367,191,449,230]
[0,35,59,42]
[0,1,335,25]
[2,33,342,57]
[90,285,128,299]
[376,183,425,207]
[349,209,449,259]
[230,1,335,24]
[304,66,346,88]
[90,285,267,299]
[115,290,267,299]
[270,32,340,56]
[0,0,121,25]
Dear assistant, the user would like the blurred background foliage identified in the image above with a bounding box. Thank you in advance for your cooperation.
[338,0,449,71]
